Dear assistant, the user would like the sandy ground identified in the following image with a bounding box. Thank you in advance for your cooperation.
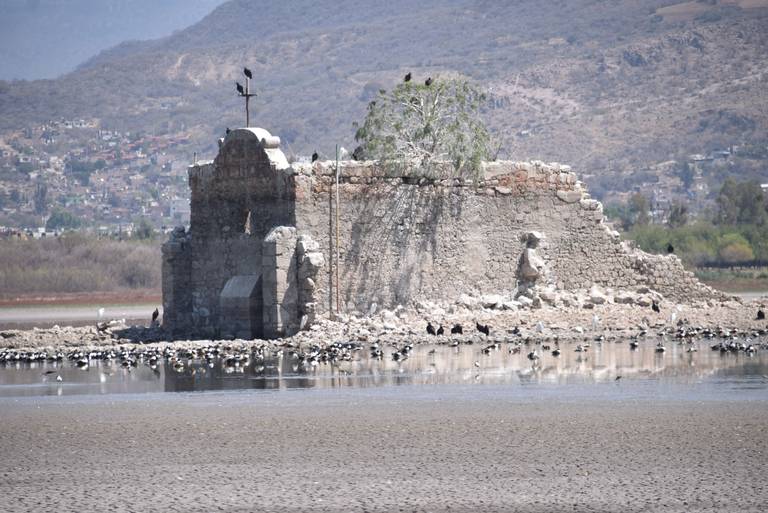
[0,303,159,327]
[1,388,766,513]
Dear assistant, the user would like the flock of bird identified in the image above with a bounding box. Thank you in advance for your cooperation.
[1,307,767,383]
[308,72,434,165]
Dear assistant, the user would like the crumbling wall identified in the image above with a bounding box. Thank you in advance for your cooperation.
[163,126,724,339]
[161,227,192,334]
[294,160,722,315]
[163,128,295,336]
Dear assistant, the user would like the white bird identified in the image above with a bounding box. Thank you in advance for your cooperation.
[592,314,600,331]
[535,321,545,333]
[56,375,63,382]
[97,307,105,319]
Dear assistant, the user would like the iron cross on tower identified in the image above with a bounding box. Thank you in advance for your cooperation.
[236,67,256,127]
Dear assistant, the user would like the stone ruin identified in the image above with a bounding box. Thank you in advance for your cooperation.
[162,127,725,339]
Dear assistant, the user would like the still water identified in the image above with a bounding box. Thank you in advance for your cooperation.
[1,339,767,398]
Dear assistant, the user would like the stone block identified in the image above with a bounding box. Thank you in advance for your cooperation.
[557,190,582,203]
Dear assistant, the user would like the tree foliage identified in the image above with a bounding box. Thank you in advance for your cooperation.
[628,192,650,227]
[667,201,688,228]
[628,222,768,266]
[133,217,155,240]
[716,178,767,225]
[353,77,491,178]
[45,209,82,231]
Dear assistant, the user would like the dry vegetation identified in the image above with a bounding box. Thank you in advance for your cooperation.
[1,0,766,192]
[0,235,161,298]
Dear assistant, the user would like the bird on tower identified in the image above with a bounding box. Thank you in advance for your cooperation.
[244,67,253,79]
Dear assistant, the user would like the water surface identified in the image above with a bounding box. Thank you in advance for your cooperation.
[1,338,766,399]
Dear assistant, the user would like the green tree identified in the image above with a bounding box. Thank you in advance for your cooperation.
[717,233,754,264]
[133,218,154,240]
[46,209,82,231]
[33,181,48,215]
[667,201,688,228]
[676,161,694,191]
[353,76,491,178]
[628,192,650,227]
[716,178,767,225]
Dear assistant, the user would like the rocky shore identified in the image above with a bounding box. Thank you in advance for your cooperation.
[0,289,764,353]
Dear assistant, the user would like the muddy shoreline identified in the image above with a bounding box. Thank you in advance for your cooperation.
[1,298,766,353]
[1,389,766,513]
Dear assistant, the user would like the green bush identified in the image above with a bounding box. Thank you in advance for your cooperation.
[626,222,768,266]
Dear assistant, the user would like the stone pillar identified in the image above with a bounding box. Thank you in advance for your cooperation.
[262,226,299,338]
[296,234,325,329]
[161,227,192,335]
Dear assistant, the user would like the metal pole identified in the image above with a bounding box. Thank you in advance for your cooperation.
[335,144,341,314]
[245,78,250,127]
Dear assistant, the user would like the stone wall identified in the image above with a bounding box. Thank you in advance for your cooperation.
[293,160,722,316]
[163,128,294,336]
[162,127,724,338]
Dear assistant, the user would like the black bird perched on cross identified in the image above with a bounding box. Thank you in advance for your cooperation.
[311,151,319,163]
[425,77,433,87]
[244,67,253,79]
[404,72,412,82]
[236,82,244,95]
[667,243,674,254]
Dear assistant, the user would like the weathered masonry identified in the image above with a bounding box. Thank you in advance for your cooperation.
[162,127,721,338]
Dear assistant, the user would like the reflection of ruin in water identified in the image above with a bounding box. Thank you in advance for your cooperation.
[1,340,767,397]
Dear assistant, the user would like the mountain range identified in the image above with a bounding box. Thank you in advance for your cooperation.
[1,0,767,195]
[0,0,226,80]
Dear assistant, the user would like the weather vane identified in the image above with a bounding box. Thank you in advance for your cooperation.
[236,67,256,127]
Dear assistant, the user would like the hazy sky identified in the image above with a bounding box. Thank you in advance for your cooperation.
[0,0,227,80]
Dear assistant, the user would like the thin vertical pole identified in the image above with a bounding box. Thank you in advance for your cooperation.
[335,144,341,314]
[245,78,250,127]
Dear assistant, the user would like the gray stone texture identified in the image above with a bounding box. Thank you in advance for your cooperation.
[162,127,724,338]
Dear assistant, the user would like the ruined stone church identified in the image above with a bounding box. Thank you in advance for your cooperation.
[162,127,720,339]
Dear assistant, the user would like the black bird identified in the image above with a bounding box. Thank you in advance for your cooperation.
[652,300,661,313]
[152,308,159,323]
[476,322,490,336]
[757,309,765,320]
[404,72,412,82]
[425,77,433,87]
[311,151,319,163]
[244,67,253,79]
[225,127,231,135]
[667,243,674,254]
[451,324,463,335]
[436,325,444,336]
[427,322,437,336]
[236,82,244,95]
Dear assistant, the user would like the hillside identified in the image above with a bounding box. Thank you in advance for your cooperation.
[1,0,767,193]
[0,0,226,80]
